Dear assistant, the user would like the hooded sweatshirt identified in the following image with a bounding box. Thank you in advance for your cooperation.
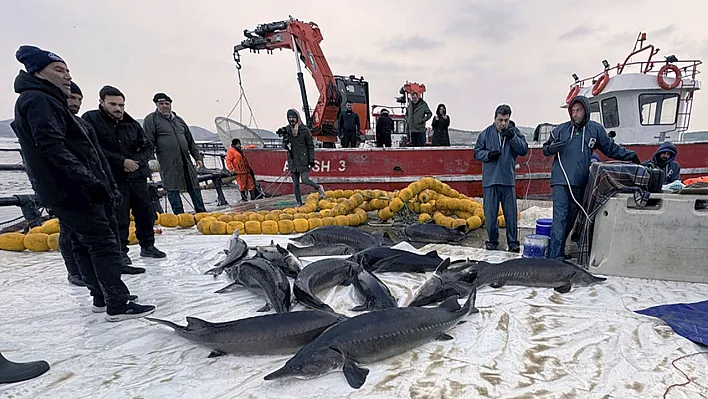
[543,95,637,187]
[474,123,529,187]
[643,141,681,183]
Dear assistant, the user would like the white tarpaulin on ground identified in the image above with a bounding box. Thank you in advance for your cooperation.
[1,229,707,398]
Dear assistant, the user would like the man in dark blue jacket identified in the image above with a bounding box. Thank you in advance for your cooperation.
[474,104,529,252]
[12,45,155,321]
[643,142,681,183]
[543,95,640,260]
[338,101,361,148]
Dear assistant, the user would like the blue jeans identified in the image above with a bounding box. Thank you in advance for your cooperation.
[549,185,584,260]
[166,188,206,214]
[483,185,519,248]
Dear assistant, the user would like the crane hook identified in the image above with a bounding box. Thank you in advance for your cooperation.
[233,51,242,70]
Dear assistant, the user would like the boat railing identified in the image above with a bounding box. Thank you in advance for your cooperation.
[572,59,702,88]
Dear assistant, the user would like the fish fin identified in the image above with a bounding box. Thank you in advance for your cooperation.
[490,281,504,289]
[554,283,572,294]
[464,286,479,314]
[223,249,230,255]
[145,317,182,330]
[424,250,440,258]
[457,320,467,325]
[275,244,288,255]
[214,282,240,294]
[406,241,428,250]
[270,240,275,246]
[256,303,272,312]
[439,295,462,312]
[185,317,212,331]
[435,333,454,341]
[433,258,451,274]
[342,358,369,390]
[350,304,369,312]
[208,350,226,358]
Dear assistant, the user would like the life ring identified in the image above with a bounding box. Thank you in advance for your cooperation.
[658,64,681,90]
[566,86,580,105]
[592,71,610,96]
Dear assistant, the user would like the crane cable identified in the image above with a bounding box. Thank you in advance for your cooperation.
[226,53,260,134]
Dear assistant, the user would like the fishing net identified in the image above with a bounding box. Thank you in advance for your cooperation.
[214,117,265,150]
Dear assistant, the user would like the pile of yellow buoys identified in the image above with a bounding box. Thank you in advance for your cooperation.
[0,178,520,249]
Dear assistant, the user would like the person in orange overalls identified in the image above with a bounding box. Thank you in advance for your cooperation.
[225,138,257,202]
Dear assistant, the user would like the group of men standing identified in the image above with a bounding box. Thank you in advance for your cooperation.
[10,45,207,322]
[475,97,642,260]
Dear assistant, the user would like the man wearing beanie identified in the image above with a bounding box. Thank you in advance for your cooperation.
[83,86,167,263]
[11,45,155,321]
[143,93,207,214]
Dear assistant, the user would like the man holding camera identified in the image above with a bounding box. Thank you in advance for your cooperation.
[277,109,325,205]
[474,104,528,252]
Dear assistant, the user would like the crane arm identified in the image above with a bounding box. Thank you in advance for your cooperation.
[234,17,342,137]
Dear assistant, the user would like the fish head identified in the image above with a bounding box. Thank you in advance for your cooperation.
[264,347,344,381]
[571,270,607,285]
[408,274,445,307]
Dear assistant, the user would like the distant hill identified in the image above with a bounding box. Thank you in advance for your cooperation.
[448,125,535,146]
[0,118,219,142]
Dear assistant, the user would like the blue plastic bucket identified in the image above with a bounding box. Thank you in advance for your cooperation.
[522,234,549,258]
[535,218,553,237]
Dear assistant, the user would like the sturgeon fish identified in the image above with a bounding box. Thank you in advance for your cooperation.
[408,259,477,307]
[290,226,390,252]
[264,289,477,389]
[203,237,249,276]
[286,243,357,257]
[215,257,292,313]
[348,247,443,271]
[401,222,467,244]
[146,311,346,358]
[472,258,607,293]
[293,259,362,313]
[351,268,398,311]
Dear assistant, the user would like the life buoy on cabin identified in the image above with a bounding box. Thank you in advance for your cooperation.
[566,86,580,105]
[592,71,610,96]
[658,64,681,90]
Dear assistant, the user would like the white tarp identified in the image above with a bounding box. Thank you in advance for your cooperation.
[1,229,707,398]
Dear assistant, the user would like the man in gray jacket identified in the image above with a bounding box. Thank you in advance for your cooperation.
[143,93,207,214]
[474,104,528,252]
[405,92,432,146]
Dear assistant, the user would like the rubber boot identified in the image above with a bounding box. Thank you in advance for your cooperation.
[250,189,259,201]
[0,352,50,384]
[240,190,248,202]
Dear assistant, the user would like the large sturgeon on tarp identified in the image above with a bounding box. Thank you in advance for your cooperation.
[471,258,607,293]
[146,311,346,358]
[215,257,292,313]
[290,226,391,252]
[264,289,477,389]
[293,258,362,313]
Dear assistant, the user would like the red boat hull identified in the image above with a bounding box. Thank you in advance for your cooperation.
[245,143,708,198]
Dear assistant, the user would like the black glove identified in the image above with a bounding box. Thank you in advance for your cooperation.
[488,151,502,161]
[631,154,641,165]
[548,140,567,154]
[86,182,110,204]
[308,161,316,168]
[502,128,515,140]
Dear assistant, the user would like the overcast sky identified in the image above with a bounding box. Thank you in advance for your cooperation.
[1,0,707,132]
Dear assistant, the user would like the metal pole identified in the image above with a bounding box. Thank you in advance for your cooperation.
[291,34,312,126]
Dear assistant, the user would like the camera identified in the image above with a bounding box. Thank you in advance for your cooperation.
[276,127,291,151]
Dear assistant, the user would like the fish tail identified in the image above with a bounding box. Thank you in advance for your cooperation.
[462,285,478,314]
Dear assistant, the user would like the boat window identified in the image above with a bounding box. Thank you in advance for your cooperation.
[639,93,680,125]
[601,97,620,128]
[589,102,602,124]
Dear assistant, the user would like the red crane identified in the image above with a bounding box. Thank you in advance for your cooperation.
[233,16,370,144]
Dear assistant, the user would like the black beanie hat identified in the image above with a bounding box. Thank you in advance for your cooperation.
[70,82,82,96]
[16,45,66,75]
[287,109,299,121]
[153,92,172,103]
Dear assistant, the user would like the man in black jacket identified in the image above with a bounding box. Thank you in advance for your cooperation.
[375,109,394,148]
[338,101,361,148]
[12,45,155,321]
[83,86,166,263]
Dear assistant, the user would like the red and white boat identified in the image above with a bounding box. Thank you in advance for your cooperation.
[218,22,706,199]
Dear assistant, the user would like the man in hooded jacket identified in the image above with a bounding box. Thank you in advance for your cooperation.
[543,95,640,261]
[277,109,325,205]
[375,109,394,148]
[643,142,681,183]
[11,45,154,321]
[474,104,528,252]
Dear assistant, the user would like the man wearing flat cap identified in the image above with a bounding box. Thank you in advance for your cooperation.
[11,45,155,321]
[143,93,207,214]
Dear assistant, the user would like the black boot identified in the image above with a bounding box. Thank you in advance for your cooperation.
[121,252,132,265]
[67,274,86,287]
[250,189,259,200]
[0,352,50,384]
[240,190,248,202]
[140,246,166,259]
[122,265,146,275]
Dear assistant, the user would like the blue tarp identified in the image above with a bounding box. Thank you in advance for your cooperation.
[636,300,708,346]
